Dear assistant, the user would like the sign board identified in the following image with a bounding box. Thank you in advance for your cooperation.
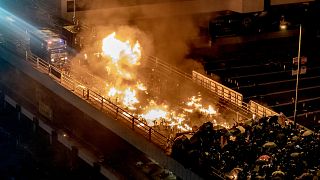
[293,56,307,65]
[292,66,307,75]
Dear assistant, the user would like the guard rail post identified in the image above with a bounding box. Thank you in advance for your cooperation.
[115,107,119,120]
[36,58,39,68]
[86,89,89,100]
[25,50,28,61]
[132,117,135,130]
[101,96,103,110]
[60,71,63,83]
[82,88,85,98]
[149,127,152,141]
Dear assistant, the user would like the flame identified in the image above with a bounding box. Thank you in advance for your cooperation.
[102,32,141,65]
[184,95,217,116]
[123,88,139,110]
[136,81,147,91]
[108,87,118,97]
[74,30,235,134]
[141,109,167,126]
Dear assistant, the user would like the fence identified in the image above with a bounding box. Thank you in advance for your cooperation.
[25,52,170,150]
[192,71,243,107]
[25,46,290,149]
[249,100,279,118]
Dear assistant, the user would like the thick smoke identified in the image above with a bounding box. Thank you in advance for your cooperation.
[67,2,233,128]
[76,1,207,72]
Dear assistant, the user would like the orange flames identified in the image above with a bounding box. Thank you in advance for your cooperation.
[102,32,141,65]
[88,31,227,132]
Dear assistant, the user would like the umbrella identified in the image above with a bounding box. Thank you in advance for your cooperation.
[290,152,301,158]
[258,155,271,161]
[255,175,266,179]
[244,119,253,126]
[272,170,285,177]
[226,168,243,180]
[263,142,277,148]
[297,172,312,179]
[302,130,313,137]
[292,136,299,141]
[236,126,245,133]
[229,128,241,135]
[213,125,226,130]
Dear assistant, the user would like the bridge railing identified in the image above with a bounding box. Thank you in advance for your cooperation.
[25,52,169,150]
[145,56,252,122]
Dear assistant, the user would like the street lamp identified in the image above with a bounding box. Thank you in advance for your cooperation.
[293,24,302,126]
[73,0,76,25]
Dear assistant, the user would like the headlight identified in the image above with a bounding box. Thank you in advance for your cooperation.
[65,57,68,60]
[51,58,54,62]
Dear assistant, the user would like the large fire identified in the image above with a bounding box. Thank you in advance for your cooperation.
[102,32,141,65]
[79,31,229,134]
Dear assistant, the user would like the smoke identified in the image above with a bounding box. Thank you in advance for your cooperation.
[66,2,237,129]
[137,16,199,66]
[76,0,205,70]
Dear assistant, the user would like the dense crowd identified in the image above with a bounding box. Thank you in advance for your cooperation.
[171,115,320,179]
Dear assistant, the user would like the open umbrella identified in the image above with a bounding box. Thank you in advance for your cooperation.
[257,154,271,162]
[292,136,299,141]
[236,126,245,133]
[302,130,313,137]
[225,168,243,180]
[290,152,301,158]
[213,125,226,130]
[263,142,277,148]
[244,119,253,126]
[297,172,312,179]
[272,170,285,177]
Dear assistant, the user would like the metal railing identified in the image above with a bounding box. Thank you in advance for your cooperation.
[145,56,252,122]
[25,53,170,150]
[192,71,243,107]
[249,100,279,118]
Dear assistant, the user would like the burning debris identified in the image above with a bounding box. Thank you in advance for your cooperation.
[70,27,232,136]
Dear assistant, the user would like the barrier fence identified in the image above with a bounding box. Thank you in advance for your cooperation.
[249,100,279,118]
[24,46,288,150]
[25,53,170,150]
[192,71,243,107]
[145,56,252,122]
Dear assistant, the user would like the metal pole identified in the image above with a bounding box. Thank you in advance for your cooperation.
[73,0,76,25]
[293,24,302,126]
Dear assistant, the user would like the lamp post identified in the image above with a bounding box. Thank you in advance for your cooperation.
[73,0,76,25]
[293,24,302,126]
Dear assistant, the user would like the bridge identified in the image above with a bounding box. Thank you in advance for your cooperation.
[0,31,264,179]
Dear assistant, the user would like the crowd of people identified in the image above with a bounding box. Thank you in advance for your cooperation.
[171,115,320,179]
